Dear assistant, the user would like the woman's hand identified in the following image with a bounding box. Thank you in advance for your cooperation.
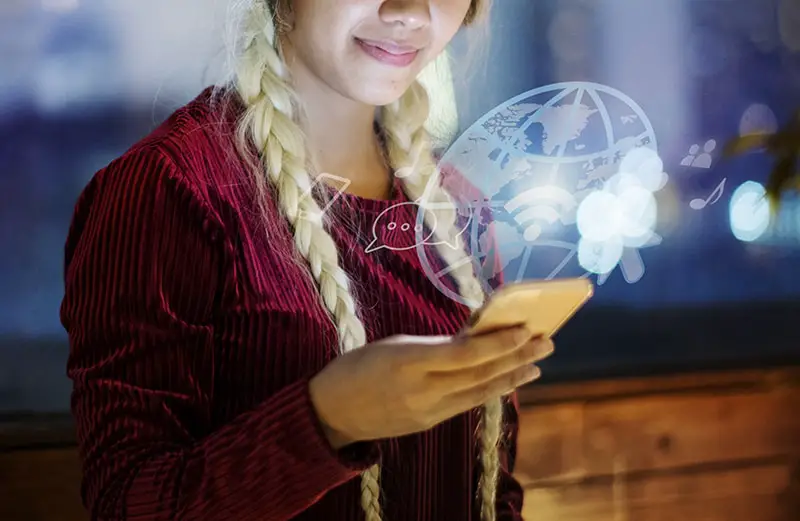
[309,326,552,449]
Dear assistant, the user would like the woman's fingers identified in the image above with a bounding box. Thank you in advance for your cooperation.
[438,364,542,417]
[427,337,553,395]
[413,326,536,372]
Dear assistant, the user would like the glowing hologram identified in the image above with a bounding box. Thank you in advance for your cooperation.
[619,147,668,192]
[575,174,661,284]
[365,201,434,254]
[680,139,717,169]
[365,199,471,254]
[680,144,699,166]
[690,179,726,210]
[297,173,351,224]
[413,82,664,306]
[504,185,577,241]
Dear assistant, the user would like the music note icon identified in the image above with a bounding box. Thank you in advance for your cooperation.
[690,179,726,210]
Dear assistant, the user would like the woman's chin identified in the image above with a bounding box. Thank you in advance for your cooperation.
[350,82,417,108]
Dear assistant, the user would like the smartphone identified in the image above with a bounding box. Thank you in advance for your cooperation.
[464,278,594,337]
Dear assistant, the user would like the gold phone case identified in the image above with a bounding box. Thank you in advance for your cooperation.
[466,278,594,337]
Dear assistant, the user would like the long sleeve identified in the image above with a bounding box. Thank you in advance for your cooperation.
[60,148,379,521]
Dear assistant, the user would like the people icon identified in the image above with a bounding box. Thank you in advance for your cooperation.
[681,139,717,168]
[680,144,700,166]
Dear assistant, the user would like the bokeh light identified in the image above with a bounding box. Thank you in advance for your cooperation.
[729,181,771,242]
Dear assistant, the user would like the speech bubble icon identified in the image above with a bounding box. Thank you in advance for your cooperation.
[418,198,474,250]
[365,201,437,254]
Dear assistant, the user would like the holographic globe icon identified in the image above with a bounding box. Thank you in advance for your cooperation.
[415,82,664,308]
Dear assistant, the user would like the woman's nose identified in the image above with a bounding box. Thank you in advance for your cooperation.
[379,0,431,30]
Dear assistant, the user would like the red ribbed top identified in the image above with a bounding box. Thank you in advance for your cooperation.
[60,88,524,521]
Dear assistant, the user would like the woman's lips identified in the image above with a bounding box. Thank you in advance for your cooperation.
[355,38,420,67]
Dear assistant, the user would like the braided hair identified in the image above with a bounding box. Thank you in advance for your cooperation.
[231,2,501,520]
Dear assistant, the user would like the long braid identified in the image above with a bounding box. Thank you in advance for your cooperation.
[382,82,504,521]
[233,4,382,519]
[234,2,496,520]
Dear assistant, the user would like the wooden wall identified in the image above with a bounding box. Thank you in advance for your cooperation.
[515,368,800,521]
[1,367,798,520]
[0,447,83,521]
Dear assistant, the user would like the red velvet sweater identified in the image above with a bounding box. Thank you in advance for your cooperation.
[60,88,524,521]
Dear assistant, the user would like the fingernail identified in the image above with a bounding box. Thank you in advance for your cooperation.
[534,338,554,356]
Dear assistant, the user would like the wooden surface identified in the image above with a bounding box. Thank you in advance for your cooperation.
[1,367,799,520]
[0,448,84,521]
[515,367,800,521]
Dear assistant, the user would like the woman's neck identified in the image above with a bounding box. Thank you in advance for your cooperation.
[287,54,394,200]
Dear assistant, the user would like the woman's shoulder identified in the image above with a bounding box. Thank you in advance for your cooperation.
[68,87,299,293]
[99,87,244,197]
[78,87,264,232]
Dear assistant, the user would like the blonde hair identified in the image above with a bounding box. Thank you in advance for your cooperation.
[230,1,502,520]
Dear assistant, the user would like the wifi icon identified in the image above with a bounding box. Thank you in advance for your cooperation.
[504,186,577,241]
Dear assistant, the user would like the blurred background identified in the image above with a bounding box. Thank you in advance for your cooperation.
[4,0,800,412]
[0,0,798,520]
[1,0,233,412]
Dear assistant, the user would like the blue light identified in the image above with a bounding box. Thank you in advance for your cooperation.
[729,181,771,242]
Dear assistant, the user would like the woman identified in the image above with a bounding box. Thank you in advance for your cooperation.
[60,1,554,520]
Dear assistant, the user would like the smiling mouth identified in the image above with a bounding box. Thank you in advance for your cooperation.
[355,38,421,67]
